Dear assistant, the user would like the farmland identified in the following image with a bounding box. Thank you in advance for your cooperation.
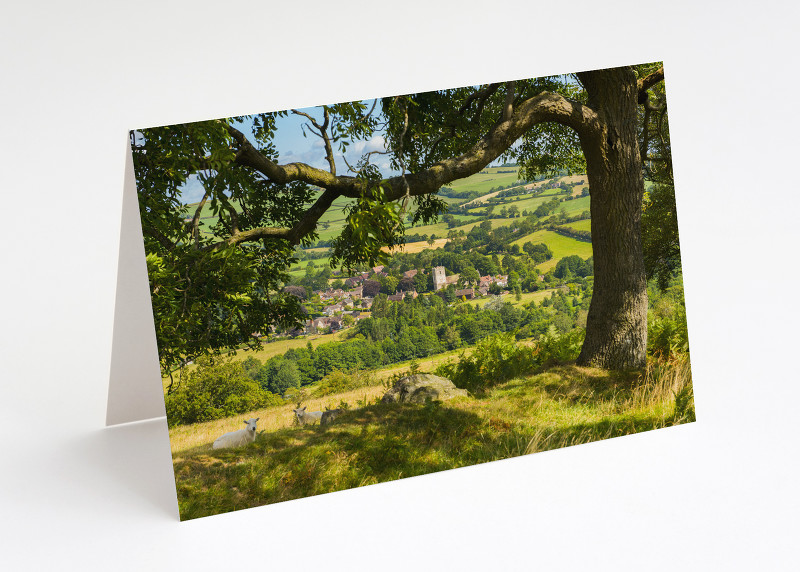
[167,164,694,521]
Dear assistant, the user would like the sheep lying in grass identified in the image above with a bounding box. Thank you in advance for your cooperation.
[321,407,343,426]
[212,418,259,449]
[292,405,323,426]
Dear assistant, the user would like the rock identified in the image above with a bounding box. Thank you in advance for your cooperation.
[381,374,468,404]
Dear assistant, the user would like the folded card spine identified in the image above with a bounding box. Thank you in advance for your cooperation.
[105,142,165,426]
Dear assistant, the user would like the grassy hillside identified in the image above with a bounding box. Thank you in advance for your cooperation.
[512,230,594,271]
[447,166,521,194]
[475,289,561,308]
[171,356,693,520]
[563,219,592,232]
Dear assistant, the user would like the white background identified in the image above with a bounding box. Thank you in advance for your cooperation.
[2,1,799,570]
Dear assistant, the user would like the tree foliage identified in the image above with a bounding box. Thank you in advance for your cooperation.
[133,63,669,372]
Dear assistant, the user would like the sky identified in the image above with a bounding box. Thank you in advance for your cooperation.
[177,92,513,205]
[179,100,395,204]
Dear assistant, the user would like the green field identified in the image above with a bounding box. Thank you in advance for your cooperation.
[475,288,561,308]
[187,170,594,277]
[553,195,591,216]
[563,219,592,232]
[447,166,522,194]
[512,230,594,271]
[495,193,555,214]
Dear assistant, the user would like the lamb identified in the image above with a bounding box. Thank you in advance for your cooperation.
[212,418,259,449]
[321,407,343,426]
[292,405,323,426]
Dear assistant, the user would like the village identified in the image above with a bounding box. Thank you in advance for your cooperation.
[295,265,510,336]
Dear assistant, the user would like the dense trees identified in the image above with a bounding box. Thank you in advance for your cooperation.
[133,63,667,371]
[252,289,588,394]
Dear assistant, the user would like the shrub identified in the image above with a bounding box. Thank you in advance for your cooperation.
[537,327,585,366]
[313,369,373,397]
[165,358,282,427]
[648,307,689,359]
[435,329,587,393]
[435,332,539,393]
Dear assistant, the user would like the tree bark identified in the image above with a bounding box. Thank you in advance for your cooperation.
[575,68,648,369]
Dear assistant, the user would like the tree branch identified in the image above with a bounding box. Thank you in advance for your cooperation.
[223,92,599,247]
[502,81,515,121]
[189,188,211,246]
[637,66,665,103]
[458,83,501,115]
[143,224,177,251]
[291,108,337,175]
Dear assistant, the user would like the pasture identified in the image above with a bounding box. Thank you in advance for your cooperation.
[171,355,693,520]
[475,289,561,308]
[447,167,521,194]
[512,230,594,271]
[386,237,450,254]
[563,218,592,232]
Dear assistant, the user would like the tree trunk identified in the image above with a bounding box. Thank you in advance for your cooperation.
[575,68,648,369]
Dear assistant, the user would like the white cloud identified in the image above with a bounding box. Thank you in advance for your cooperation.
[351,135,386,155]
[277,134,396,176]
[179,176,208,205]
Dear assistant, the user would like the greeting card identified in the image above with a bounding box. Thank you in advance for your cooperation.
[109,62,693,520]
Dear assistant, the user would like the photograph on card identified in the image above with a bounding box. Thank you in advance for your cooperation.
[130,62,694,521]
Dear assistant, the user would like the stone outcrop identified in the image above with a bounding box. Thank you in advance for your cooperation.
[381,374,468,404]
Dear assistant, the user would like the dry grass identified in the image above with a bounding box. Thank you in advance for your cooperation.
[629,355,693,410]
[169,384,389,457]
[385,238,449,254]
[171,352,694,520]
[168,349,473,456]
[460,189,505,207]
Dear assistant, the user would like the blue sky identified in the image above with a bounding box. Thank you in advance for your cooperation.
[178,97,510,205]
[179,101,393,204]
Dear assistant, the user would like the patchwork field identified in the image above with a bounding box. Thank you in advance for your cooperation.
[512,230,594,271]
[447,166,521,194]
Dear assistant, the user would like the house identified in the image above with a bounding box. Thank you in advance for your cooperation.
[348,285,363,298]
[403,269,419,279]
[306,315,345,333]
[306,317,329,334]
[344,275,365,288]
[387,292,405,302]
[361,297,374,309]
[454,288,475,300]
[478,274,508,288]
[372,265,385,274]
[323,303,344,316]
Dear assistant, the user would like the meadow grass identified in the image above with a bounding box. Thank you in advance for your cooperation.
[447,167,521,194]
[474,289,560,308]
[386,238,450,254]
[168,349,474,454]
[171,354,693,520]
[562,218,592,232]
[511,230,594,271]
[555,194,591,215]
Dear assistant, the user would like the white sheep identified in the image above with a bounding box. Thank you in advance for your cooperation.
[321,407,343,426]
[292,406,323,426]
[212,418,259,449]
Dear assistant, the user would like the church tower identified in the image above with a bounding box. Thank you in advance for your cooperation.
[432,266,447,291]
